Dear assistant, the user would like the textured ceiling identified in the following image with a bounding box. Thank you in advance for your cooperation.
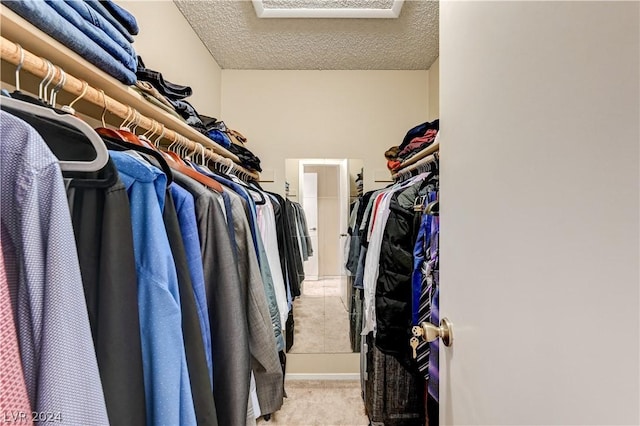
[174,0,439,70]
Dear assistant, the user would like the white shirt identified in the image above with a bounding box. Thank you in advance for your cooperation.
[257,197,290,329]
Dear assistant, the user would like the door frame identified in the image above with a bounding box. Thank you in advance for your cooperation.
[297,159,350,280]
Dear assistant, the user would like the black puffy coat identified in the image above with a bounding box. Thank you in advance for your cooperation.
[374,182,426,366]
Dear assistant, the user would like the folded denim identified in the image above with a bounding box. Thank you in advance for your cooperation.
[64,0,135,51]
[45,0,137,71]
[85,0,134,42]
[3,0,137,84]
[99,0,138,35]
[137,57,193,100]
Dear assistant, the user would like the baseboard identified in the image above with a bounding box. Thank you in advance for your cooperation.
[286,373,360,381]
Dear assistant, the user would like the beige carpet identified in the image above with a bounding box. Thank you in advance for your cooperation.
[257,380,369,426]
[289,279,352,353]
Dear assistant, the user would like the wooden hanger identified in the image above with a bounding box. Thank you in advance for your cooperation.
[163,134,223,193]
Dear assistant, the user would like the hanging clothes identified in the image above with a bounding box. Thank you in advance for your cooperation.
[65,158,147,426]
[162,185,218,426]
[110,150,197,426]
[0,245,33,425]
[0,111,110,425]
[354,145,439,426]
[172,170,252,426]
[0,96,289,426]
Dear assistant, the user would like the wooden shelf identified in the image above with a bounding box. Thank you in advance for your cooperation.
[0,5,260,180]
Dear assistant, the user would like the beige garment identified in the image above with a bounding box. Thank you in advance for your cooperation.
[130,86,184,121]
[135,81,174,108]
[225,129,248,146]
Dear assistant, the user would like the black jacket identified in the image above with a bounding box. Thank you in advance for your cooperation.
[65,160,147,425]
[374,180,431,368]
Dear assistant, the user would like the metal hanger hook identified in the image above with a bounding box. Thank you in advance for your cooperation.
[182,136,190,159]
[42,63,59,105]
[14,43,24,92]
[200,145,207,166]
[131,110,141,133]
[65,81,89,111]
[50,67,66,107]
[154,124,166,147]
[142,120,157,138]
[225,158,234,174]
[167,138,177,153]
[38,61,53,101]
[99,90,108,128]
[120,106,134,129]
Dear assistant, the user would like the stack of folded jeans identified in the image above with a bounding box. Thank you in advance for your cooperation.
[3,0,139,85]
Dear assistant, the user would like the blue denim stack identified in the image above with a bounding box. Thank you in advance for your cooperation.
[3,0,139,84]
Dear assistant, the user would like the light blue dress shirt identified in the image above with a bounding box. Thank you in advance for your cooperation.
[171,183,214,387]
[110,151,197,426]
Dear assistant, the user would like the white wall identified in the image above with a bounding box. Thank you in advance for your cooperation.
[440,1,639,424]
[428,57,439,120]
[221,70,430,195]
[118,0,222,118]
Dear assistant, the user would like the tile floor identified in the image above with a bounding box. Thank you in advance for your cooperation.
[289,278,352,353]
[256,380,369,426]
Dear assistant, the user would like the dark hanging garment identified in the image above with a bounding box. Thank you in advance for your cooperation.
[294,202,313,258]
[267,193,297,298]
[173,171,251,426]
[285,308,295,353]
[162,189,218,426]
[349,286,364,353]
[65,160,147,426]
[375,184,425,368]
[285,200,305,293]
[364,333,425,426]
[267,193,289,293]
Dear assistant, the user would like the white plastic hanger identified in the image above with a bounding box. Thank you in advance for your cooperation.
[1,96,109,172]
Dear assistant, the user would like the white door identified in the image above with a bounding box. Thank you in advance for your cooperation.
[302,172,319,280]
[440,2,639,425]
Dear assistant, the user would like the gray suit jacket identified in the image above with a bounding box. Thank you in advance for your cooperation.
[172,171,251,426]
[225,189,284,415]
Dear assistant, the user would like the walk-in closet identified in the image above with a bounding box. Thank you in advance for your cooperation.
[0,1,638,425]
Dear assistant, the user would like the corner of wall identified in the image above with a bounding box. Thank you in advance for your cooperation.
[428,57,440,121]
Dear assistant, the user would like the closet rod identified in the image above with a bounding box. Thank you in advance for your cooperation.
[392,153,438,181]
[393,140,440,173]
[0,36,259,181]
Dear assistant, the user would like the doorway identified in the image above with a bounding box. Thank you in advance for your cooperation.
[302,164,341,281]
[284,158,363,374]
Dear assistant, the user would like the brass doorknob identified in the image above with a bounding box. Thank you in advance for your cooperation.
[412,318,453,347]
